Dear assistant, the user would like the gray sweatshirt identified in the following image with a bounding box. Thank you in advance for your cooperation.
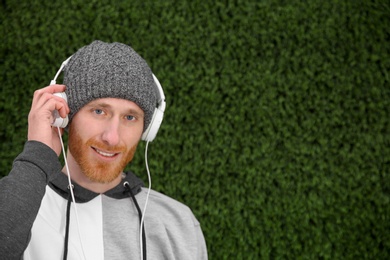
[0,141,207,259]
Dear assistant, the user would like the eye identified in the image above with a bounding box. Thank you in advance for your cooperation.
[125,115,135,121]
[94,109,104,115]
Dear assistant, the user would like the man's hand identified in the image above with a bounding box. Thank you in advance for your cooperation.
[28,84,70,156]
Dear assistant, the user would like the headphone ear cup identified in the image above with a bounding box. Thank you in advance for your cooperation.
[141,108,164,142]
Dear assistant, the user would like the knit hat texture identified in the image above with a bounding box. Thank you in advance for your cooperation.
[63,40,157,131]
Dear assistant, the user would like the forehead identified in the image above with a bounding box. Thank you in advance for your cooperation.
[84,98,144,115]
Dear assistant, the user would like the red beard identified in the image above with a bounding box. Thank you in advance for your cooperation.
[68,124,137,184]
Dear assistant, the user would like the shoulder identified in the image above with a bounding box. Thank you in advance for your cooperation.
[138,188,208,259]
[140,188,200,226]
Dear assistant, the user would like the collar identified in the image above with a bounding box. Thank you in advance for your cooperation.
[48,170,144,203]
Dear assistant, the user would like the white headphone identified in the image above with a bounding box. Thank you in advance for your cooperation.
[141,74,166,142]
[51,56,166,142]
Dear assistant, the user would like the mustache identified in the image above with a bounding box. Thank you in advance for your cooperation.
[85,138,127,153]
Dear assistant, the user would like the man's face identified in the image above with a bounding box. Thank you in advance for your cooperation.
[68,98,144,184]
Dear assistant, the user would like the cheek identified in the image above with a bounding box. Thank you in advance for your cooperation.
[123,144,138,164]
[69,118,99,141]
[68,123,85,154]
[122,125,143,144]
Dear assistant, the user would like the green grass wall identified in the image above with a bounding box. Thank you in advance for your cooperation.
[1,0,389,259]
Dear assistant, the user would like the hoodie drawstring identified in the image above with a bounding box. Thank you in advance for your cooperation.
[124,181,147,260]
[63,186,72,260]
[62,182,146,260]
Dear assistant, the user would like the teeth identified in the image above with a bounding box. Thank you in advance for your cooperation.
[95,149,115,157]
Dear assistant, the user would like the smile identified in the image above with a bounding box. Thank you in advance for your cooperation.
[92,148,118,157]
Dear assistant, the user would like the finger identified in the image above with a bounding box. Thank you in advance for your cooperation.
[42,84,66,93]
[53,99,69,118]
[50,94,70,115]
[31,85,66,108]
[31,92,69,122]
[44,94,69,118]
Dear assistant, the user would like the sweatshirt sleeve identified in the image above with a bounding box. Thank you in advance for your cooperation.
[0,141,62,259]
[195,220,208,260]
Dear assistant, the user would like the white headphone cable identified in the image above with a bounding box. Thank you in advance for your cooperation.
[57,126,87,260]
[140,140,152,260]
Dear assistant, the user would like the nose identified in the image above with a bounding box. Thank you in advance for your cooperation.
[101,118,120,147]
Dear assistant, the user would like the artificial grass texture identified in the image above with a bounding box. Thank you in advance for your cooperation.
[1,0,389,258]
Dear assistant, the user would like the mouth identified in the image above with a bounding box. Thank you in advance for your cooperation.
[92,147,119,158]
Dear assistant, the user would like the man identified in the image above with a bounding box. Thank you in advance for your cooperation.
[0,40,208,259]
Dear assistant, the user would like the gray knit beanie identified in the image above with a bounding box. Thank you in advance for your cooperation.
[63,40,157,131]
